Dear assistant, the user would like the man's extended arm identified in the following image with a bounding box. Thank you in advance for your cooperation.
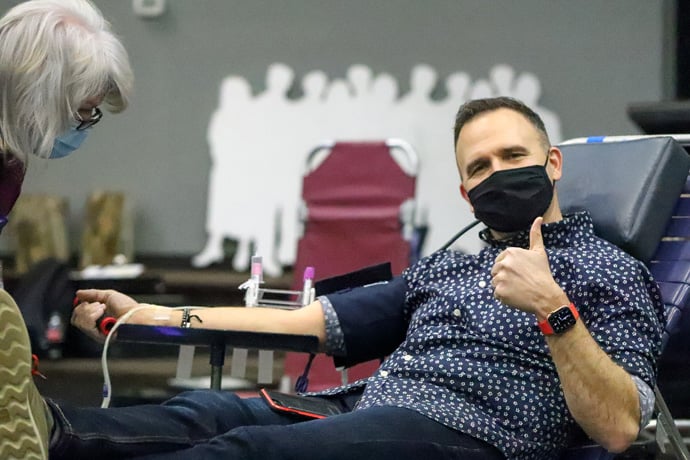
[74,276,408,360]
[72,288,328,349]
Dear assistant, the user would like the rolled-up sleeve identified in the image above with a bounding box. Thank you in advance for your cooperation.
[319,295,347,356]
[320,276,408,368]
[632,375,655,429]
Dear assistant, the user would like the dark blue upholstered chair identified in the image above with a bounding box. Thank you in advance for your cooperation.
[557,136,690,460]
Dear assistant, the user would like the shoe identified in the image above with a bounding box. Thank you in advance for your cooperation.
[0,289,50,460]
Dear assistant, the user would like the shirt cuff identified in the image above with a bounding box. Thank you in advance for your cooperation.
[318,295,347,356]
[632,375,655,428]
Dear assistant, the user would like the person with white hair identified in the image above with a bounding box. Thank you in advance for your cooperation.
[0,0,133,458]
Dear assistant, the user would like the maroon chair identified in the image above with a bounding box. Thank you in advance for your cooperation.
[283,139,418,392]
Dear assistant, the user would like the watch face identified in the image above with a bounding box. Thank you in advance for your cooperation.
[548,306,577,333]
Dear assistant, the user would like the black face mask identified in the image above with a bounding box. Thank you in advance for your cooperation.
[466,158,553,233]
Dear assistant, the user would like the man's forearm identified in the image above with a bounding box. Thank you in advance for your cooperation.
[127,301,328,350]
[546,320,640,452]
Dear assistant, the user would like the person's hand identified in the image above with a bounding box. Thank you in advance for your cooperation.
[72,289,139,342]
[490,217,567,316]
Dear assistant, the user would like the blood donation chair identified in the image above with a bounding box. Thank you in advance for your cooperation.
[288,135,690,459]
[554,135,690,459]
[283,139,419,392]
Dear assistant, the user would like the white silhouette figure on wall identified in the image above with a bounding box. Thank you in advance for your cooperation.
[193,63,563,275]
[193,76,253,270]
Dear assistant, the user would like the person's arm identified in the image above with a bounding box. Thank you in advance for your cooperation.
[539,301,640,452]
[73,288,327,349]
[491,217,640,452]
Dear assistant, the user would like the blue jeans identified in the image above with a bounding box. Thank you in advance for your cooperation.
[48,390,505,460]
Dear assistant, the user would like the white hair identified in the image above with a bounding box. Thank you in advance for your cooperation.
[0,0,134,161]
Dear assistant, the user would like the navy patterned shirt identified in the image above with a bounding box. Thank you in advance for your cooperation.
[315,212,664,460]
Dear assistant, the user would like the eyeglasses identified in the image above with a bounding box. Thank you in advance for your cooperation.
[74,107,103,131]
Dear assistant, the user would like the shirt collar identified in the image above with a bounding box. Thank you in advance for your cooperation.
[478,211,594,249]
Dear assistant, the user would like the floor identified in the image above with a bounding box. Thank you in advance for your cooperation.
[35,347,286,408]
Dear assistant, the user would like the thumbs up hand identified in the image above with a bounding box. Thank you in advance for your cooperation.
[490,217,568,316]
[528,216,546,253]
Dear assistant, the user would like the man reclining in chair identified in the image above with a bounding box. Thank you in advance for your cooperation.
[3,97,663,460]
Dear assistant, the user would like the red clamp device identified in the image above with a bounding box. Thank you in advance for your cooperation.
[74,296,117,336]
[96,314,117,336]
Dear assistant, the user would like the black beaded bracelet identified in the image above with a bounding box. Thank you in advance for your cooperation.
[180,307,203,328]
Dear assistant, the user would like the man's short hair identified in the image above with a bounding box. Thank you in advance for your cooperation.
[453,97,550,150]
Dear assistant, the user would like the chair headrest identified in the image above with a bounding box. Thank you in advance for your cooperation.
[558,137,690,263]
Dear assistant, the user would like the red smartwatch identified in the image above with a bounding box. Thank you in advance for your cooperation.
[538,303,579,335]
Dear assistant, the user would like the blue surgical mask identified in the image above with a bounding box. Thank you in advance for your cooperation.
[50,126,89,159]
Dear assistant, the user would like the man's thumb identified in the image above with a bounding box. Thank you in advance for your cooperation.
[530,217,545,251]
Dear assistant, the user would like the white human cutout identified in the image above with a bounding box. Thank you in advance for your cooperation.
[513,72,562,143]
[346,63,378,139]
[489,64,516,96]
[246,62,297,276]
[192,76,254,269]
[395,63,439,174]
[302,70,328,101]
[468,78,494,99]
[194,64,296,276]
[277,70,329,266]
[398,64,437,116]
[322,78,359,140]
[446,71,471,103]
[372,72,398,103]
[398,64,455,254]
[369,72,398,138]
[347,64,373,99]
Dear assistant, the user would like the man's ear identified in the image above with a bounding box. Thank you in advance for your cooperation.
[547,147,563,181]
[460,183,474,213]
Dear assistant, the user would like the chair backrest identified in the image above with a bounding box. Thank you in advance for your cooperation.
[285,139,419,391]
[556,136,690,459]
[292,139,418,285]
[558,137,690,264]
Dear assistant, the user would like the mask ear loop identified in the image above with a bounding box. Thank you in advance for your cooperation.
[544,149,558,190]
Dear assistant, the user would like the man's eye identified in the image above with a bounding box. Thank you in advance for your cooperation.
[467,165,484,177]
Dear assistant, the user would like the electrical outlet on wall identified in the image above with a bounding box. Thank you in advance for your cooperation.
[132,0,166,18]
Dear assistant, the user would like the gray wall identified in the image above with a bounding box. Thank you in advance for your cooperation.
[1,0,671,257]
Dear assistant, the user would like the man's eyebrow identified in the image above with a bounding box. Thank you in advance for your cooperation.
[499,145,529,154]
[464,157,488,176]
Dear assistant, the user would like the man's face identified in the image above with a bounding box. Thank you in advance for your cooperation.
[455,108,561,210]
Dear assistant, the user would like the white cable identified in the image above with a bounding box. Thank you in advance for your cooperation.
[100,305,208,408]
